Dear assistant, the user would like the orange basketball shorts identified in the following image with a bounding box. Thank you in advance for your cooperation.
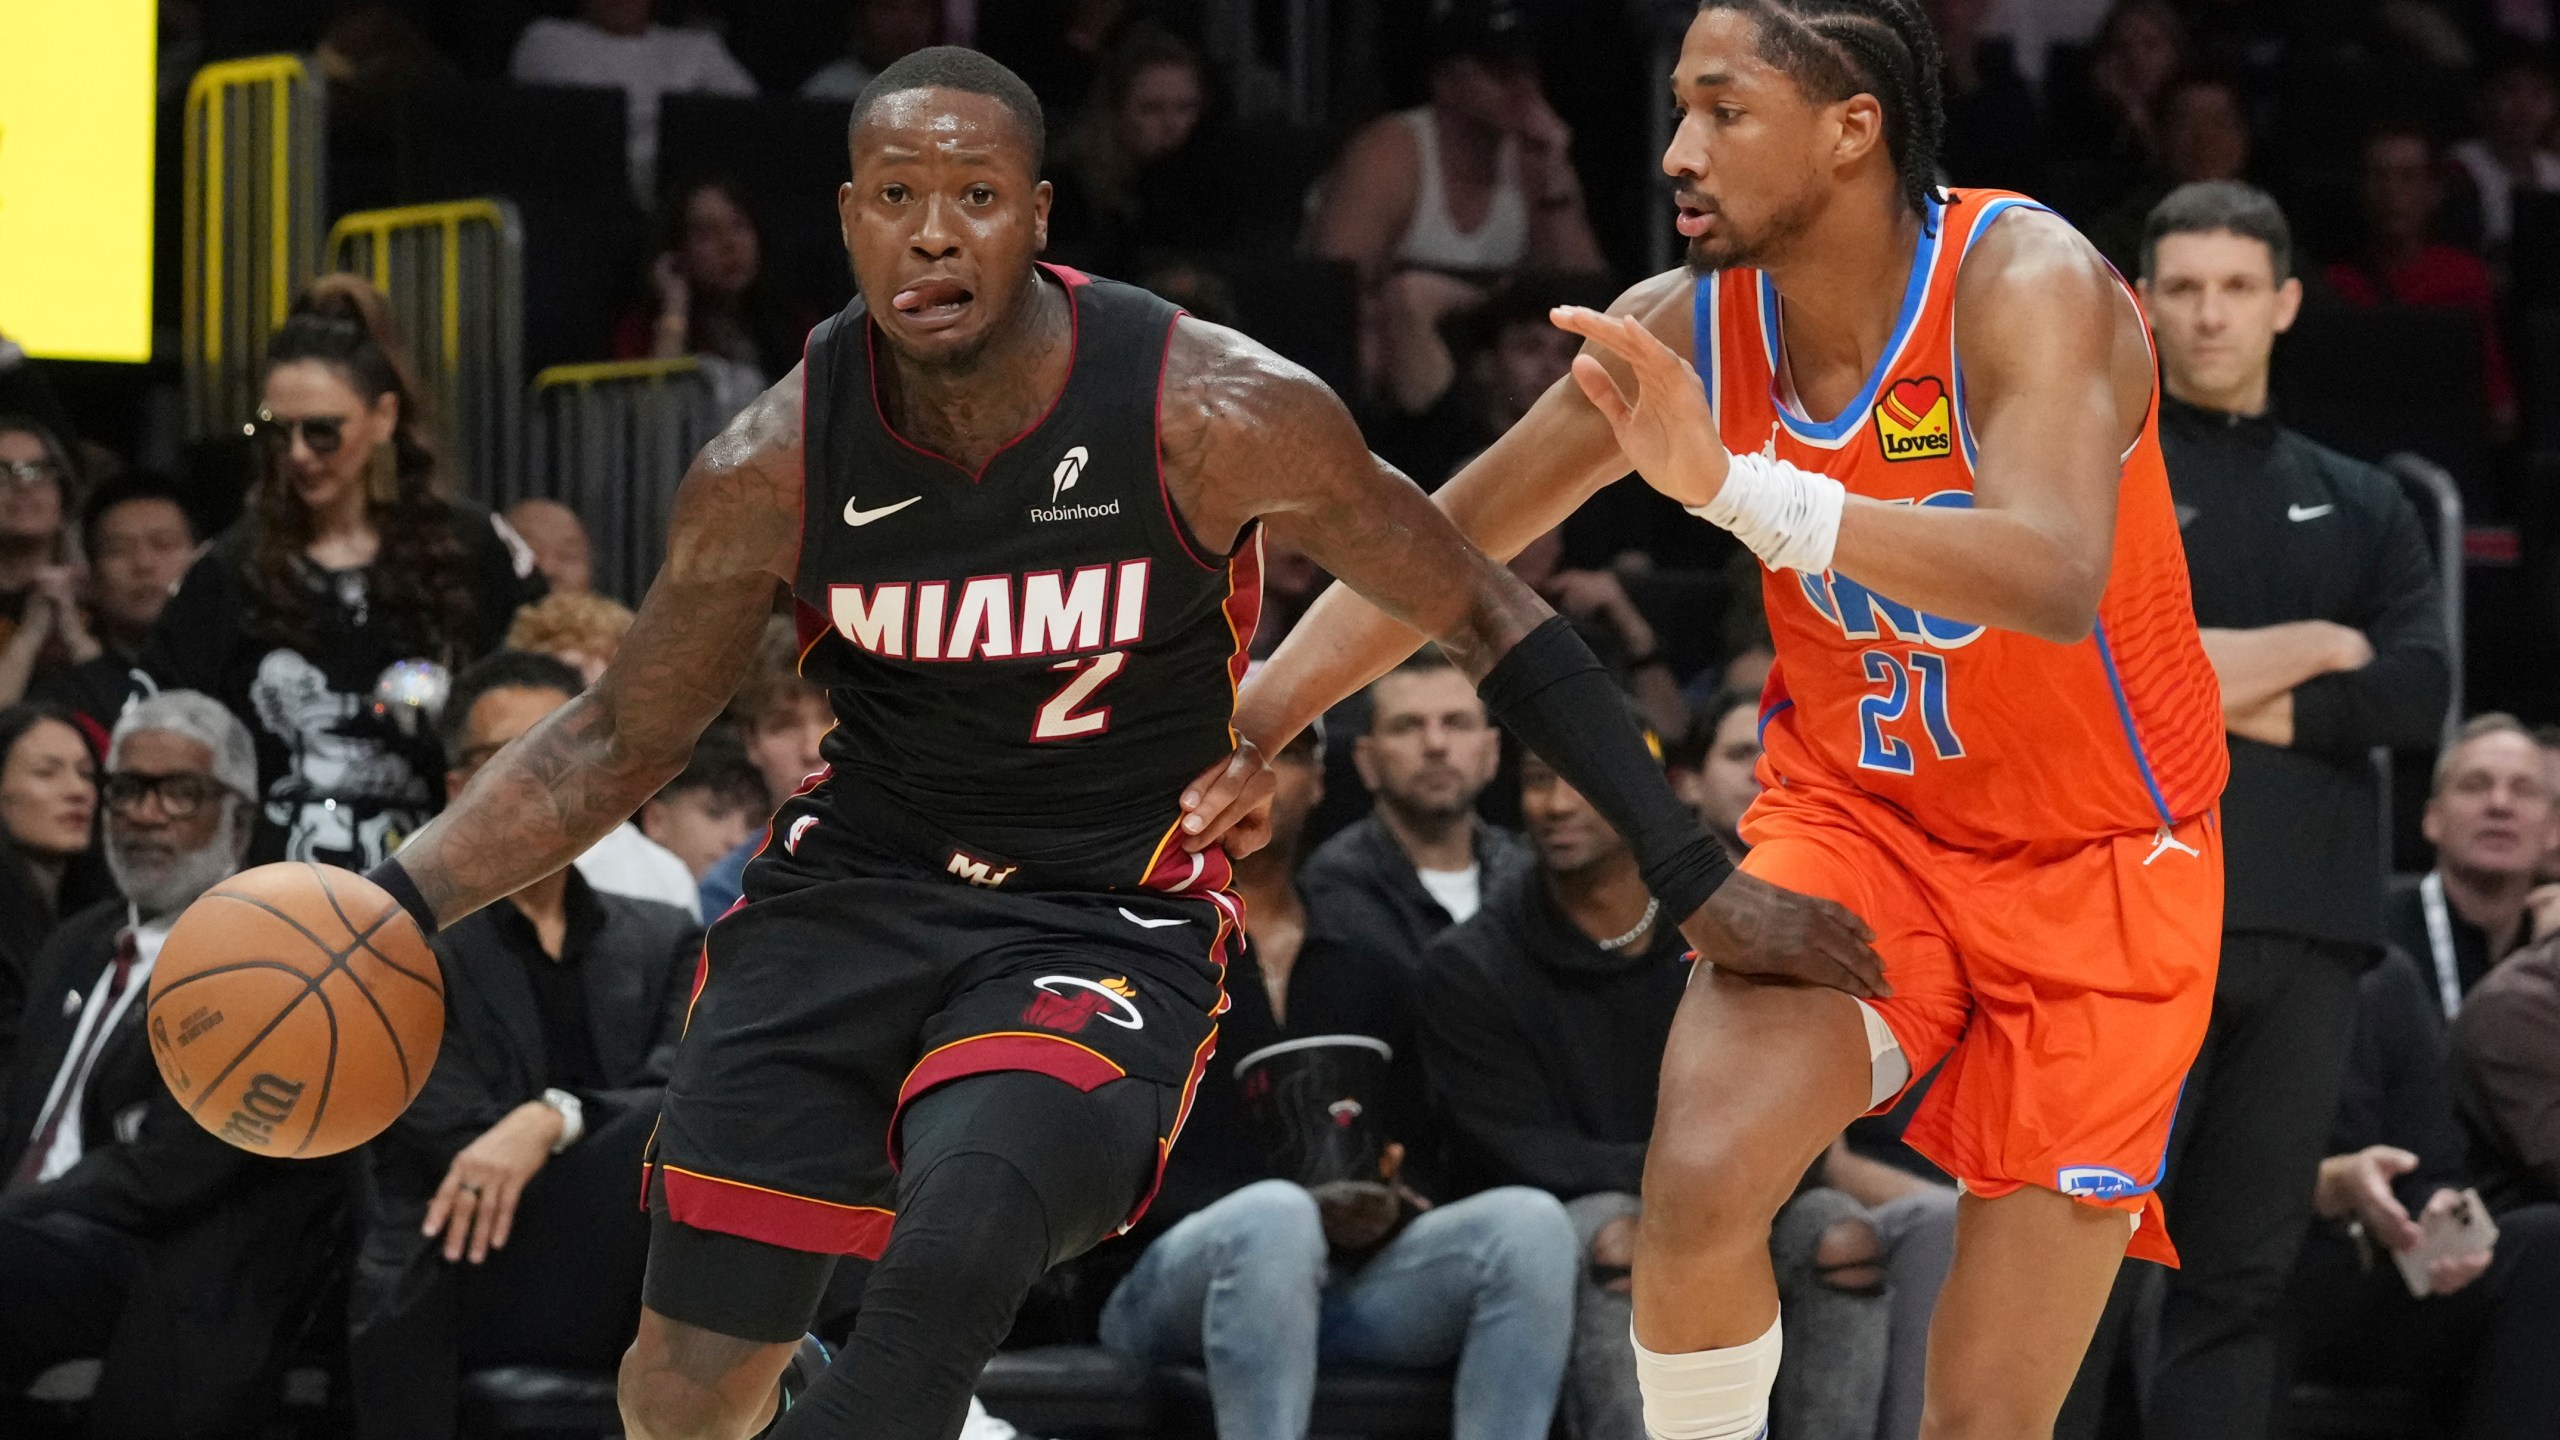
[1737,779,2221,1265]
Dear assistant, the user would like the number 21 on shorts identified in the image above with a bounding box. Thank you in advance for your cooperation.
[1857,649,1963,774]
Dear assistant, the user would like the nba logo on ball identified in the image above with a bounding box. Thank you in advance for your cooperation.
[1875,377,1953,462]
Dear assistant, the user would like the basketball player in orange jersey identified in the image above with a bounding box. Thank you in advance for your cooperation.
[1179,3,2229,1435]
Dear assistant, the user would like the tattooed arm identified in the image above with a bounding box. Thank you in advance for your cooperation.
[1160,319,1883,997]
[388,371,804,924]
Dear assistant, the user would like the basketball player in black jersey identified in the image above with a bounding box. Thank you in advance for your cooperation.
[357,48,1879,1440]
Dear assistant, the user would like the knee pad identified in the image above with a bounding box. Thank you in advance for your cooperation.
[897,1071,1165,1267]
[1632,1313,1783,1440]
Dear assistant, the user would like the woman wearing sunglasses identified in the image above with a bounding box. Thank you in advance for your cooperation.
[0,415,93,708]
[145,276,541,870]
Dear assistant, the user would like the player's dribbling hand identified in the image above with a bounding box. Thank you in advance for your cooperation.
[1549,305,1730,509]
[424,1101,562,1264]
[1681,872,1889,999]
[1179,740,1278,856]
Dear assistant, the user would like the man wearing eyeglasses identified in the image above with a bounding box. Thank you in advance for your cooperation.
[0,690,351,1435]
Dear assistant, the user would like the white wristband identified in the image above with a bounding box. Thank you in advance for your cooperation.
[1686,452,1846,574]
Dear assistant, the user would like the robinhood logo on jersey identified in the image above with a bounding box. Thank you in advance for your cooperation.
[1874,376,1954,462]
[1034,444,1117,520]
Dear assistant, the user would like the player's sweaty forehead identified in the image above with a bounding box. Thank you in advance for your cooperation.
[851,88,1036,181]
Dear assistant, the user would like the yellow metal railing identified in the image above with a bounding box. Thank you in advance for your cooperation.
[328,200,524,501]
[520,359,727,603]
[182,55,323,437]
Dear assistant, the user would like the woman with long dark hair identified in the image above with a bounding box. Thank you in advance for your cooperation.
[0,701,109,1076]
[612,176,813,419]
[0,414,94,706]
[147,275,540,869]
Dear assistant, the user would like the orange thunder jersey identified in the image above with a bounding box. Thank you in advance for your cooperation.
[1695,189,2226,850]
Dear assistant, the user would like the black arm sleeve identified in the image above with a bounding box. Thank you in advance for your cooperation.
[2289,483,2449,763]
[1475,616,1730,918]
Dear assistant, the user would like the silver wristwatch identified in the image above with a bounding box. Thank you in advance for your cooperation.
[539,1087,585,1153]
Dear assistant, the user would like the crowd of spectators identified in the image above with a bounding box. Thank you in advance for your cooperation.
[11,0,2560,1437]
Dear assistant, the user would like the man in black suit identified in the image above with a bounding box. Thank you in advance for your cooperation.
[0,689,348,1438]
[350,651,695,1440]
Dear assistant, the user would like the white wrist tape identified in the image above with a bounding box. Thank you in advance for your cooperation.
[1686,453,1845,574]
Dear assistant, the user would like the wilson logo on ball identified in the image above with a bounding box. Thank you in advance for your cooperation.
[216,1073,307,1150]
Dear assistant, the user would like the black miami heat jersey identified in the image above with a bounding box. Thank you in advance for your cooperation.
[791,264,1264,891]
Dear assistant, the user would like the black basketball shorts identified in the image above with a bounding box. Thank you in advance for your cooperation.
[642,794,1234,1262]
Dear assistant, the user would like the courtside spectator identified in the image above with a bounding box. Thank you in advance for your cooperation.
[1312,4,1603,396]
[1102,723,1578,1440]
[800,0,944,101]
[146,277,540,870]
[32,477,197,742]
[1299,649,1529,975]
[2326,122,2516,435]
[2051,0,2189,209]
[1420,750,1900,1440]
[2077,179,2453,1440]
[2451,50,2560,251]
[2289,948,2560,1435]
[1925,0,2044,192]
[502,499,595,597]
[639,731,765,881]
[1045,28,1230,278]
[1668,689,1763,864]
[1366,273,1614,489]
[697,616,832,917]
[2088,72,2254,273]
[1507,529,1688,740]
[506,590,636,685]
[508,0,756,202]
[2389,715,2560,1019]
[0,705,106,1079]
[613,177,812,418]
[353,658,694,1440]
[0,692,348,1437]
[0,415,88,707]
[2454,936,2560,1210]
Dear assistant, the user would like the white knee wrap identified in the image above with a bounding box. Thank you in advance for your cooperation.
[1857,999,1910,1110]
[1632,1313,1782,1440]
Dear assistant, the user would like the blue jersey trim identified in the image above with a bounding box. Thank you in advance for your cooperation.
[1948,197,2054,470]
[1691,272,1716,412]
[2091,621,2176,826]
[1762,193,1945,443]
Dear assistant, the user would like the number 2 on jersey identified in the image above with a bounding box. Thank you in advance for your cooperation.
[1856,649,1963,774]
[1033,651,1128,740]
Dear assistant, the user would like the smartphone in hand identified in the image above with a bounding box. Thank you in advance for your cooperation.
[2392,1188,2499,1298]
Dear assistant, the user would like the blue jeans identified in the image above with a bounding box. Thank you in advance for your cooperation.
[1101,1180,1578,1440]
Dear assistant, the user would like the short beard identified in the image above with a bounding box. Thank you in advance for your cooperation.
[1684,186,1824,275]
[108,809,244,923]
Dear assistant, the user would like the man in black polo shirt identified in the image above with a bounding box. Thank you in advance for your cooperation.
[2064,181,2452,1440]
[350,652,698,1440]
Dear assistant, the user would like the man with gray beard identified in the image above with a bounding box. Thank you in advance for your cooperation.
[0,691,350,1438]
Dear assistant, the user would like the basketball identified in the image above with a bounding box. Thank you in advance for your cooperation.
[146,862,444,1159]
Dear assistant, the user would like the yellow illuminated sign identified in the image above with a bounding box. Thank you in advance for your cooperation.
[0,0,159,362]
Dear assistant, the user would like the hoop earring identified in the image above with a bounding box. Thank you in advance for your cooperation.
[364,443,399,506]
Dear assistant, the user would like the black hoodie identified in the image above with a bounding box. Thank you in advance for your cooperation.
[1417,863,1692,1199]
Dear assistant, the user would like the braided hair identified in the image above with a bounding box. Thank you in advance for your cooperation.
[1698,0,1947,224]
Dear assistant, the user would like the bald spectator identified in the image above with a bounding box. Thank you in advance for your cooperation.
[2390,715,2560,1023]
[503,499,595,597]
[507,0,756,202]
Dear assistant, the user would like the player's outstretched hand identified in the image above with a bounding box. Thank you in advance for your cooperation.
[1549,305,1731,509]
[1680,871,1889,999]
[1179,739,1277,856]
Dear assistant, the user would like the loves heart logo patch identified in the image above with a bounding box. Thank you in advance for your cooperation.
[1875,376,1954,462]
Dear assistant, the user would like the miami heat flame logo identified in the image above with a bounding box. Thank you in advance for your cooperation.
[1022,974,1143,1034]
[1874,376,1954,462]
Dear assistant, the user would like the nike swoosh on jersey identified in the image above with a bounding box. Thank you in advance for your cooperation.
[1117,906,1189,929]
[2287,504,2335,522]
[843,495,923,526]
